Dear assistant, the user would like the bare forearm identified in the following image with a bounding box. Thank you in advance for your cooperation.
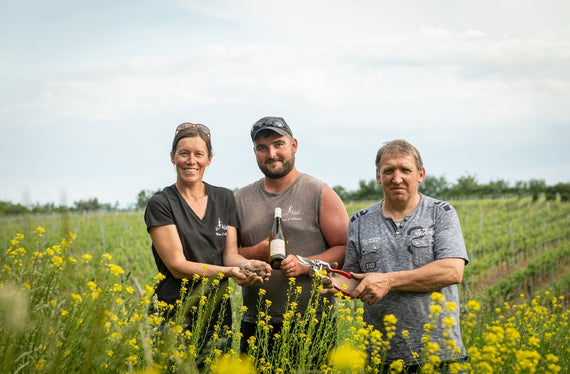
[223,253,252,268]
[307,244,346,268]
[389,258,465,292]
[350,258,465,305]
[238,241,269,261]
[169,260,234,280]
[275,243,348,277]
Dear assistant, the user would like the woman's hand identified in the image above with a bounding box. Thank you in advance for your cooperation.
[229,260,272,287]
[248,260,272,282]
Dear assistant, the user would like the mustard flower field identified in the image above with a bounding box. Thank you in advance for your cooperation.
[1,196,569,373]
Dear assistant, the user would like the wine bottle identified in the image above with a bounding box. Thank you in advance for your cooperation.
[269,207,287,270]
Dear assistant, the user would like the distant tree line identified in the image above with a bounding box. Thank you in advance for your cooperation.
[1,176,569,215]
[0,190,161,215]
[0,198,119,215]
[333,175,570,202]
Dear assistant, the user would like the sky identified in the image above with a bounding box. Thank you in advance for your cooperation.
[1,0,569,208]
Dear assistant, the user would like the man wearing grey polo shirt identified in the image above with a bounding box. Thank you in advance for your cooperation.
[340,139,469,373]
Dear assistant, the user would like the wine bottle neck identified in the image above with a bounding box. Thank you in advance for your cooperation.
[274,207,282,218]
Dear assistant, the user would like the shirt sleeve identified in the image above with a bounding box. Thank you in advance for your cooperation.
[225,189,239,229]
[433,204,469,264]
[144,192,174,232]
[342,215,362,273]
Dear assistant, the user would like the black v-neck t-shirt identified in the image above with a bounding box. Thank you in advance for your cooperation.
[145,183,238,328]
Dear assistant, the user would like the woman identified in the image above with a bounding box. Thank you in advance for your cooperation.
[144,122,271,340]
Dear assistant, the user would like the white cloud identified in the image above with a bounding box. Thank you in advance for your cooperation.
[1,0,569,206]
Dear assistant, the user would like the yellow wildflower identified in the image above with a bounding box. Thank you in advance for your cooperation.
[35,359,47,371]
[429,304,442,316]
[466,300,480,311]
[384,314,398,326]
[329,345,366,371]
[445,301,457,313]
[431,292,445,303]
[111,283,122,292]
[389,359,405,373]
[442,316,456,328]
[71,293,82,305]
[211,353,256,374]
[527,336,540,347]
[108,264,125,276]
[51,255,64,268]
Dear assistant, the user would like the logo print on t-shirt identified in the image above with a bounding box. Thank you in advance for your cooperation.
[283,205,302,222]
[215,218,228,236]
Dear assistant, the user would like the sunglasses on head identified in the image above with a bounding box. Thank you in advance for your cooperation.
[175,122,211,137]
[251,118,287,133]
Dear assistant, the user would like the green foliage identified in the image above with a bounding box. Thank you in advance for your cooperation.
[346,179,384,201]
[0,200,29,215]
[419,175,450,197]
[0,211,154,287]
[335,175,570,203]
[456,196,570,308]
[2,177,570,217]
[135,189,160,210]
[1,197,569,372]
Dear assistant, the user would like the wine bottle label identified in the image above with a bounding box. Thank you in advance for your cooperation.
[270,239,286,256]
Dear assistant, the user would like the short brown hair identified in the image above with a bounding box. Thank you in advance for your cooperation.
[375,139,423,171]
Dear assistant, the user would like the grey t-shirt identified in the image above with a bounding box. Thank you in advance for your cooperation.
[343,194,469,364]
[235,173,333,323]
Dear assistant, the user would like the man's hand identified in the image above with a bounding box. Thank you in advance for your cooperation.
[320,273,337,294]
[351,273,393,305]
[321,268,361,297]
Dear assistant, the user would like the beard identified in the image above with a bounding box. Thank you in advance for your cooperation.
[258,155,295,179]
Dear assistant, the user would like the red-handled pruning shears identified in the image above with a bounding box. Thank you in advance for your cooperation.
[295,255,352,296]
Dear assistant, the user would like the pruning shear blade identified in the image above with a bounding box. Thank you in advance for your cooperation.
[295,255,353,296]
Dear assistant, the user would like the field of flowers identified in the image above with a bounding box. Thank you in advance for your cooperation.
[1,197,569,373]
